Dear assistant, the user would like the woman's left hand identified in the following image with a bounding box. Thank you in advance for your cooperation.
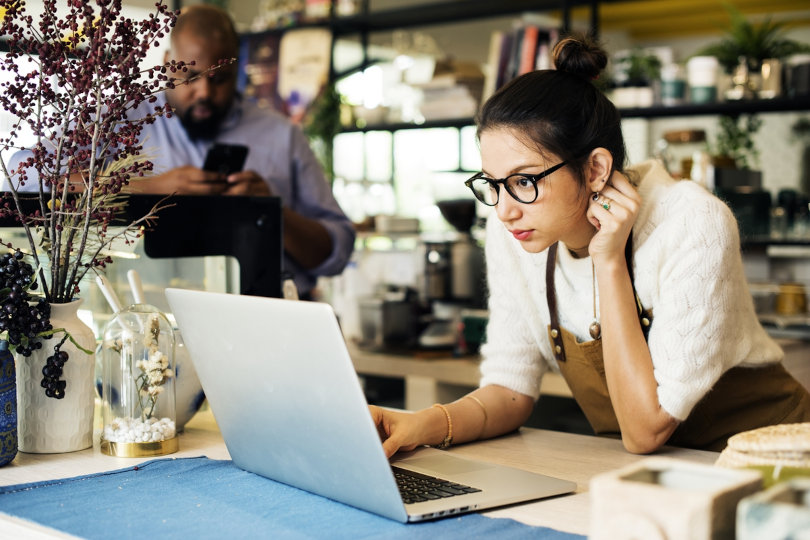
[586,170,641,264]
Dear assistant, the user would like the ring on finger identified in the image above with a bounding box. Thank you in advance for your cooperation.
[601,197,611,211]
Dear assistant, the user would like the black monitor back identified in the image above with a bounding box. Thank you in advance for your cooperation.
[0,194,284,298]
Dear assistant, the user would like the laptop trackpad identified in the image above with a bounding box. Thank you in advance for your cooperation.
[396,453,495,476]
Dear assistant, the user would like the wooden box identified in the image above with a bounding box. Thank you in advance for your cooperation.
[590,457,762,539]
[737,478,810,540]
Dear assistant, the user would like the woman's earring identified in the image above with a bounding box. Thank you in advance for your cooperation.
[592,191,600,202]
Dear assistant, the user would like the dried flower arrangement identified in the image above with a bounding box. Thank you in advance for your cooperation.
[135,314,173,420]
[0,0,194,397]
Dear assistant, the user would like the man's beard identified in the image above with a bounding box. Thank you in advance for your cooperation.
[178,100,226,141]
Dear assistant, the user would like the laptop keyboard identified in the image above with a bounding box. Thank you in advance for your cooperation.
[392,466,482,504]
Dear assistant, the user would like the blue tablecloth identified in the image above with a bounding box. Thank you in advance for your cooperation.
[0,457,583,539]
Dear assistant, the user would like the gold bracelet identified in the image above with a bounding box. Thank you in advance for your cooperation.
[432,403,453,449]
[465,395,488,427]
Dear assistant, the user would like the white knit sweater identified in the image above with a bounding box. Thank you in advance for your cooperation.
[479,159,783,421]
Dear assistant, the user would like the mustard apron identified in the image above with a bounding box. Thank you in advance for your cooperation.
[544,240,810,451]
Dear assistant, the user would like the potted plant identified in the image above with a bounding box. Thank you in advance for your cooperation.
[710,114,764,194]
[610,48,662,108]
[0,0,190,453]
[696,4,810,98]
[711,114,763,170]
[698,5,810,72]
[303,82,343,182]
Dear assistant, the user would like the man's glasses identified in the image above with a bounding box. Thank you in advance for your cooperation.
[464,160,569,206]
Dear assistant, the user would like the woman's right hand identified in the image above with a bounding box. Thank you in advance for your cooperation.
[369,405,426,458]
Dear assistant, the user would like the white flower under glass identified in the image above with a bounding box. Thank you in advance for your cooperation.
[100,305,177,457]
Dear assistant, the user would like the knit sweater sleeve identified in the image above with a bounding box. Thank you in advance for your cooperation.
[478,217,550,399]
[641,182,783,420]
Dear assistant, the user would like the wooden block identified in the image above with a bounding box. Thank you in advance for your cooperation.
[590,457,762,539]
[737,478,810,540]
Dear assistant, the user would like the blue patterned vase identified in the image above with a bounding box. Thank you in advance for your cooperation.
[0,340,17,466]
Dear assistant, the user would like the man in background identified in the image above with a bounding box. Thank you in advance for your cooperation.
[130,5,354,299]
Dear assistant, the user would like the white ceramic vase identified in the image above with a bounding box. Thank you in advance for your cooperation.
[16,300,96,453]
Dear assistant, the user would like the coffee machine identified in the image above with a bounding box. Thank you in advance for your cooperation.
[419,199,485,348]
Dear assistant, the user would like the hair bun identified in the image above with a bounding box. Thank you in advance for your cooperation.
[552,33,607,81]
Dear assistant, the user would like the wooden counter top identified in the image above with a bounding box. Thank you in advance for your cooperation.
[0,409,719,538]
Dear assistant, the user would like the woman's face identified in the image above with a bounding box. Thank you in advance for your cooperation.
[479,127,593,254]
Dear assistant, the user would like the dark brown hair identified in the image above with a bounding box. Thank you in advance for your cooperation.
[477,33,625,184]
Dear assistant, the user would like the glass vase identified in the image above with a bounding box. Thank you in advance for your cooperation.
[100,304,178,457]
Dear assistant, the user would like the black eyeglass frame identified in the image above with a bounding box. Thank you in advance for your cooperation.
[464,160,570,206]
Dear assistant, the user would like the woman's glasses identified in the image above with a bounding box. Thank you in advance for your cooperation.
[464,160,569,206]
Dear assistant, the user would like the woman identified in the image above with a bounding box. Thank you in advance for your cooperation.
[370,34,810,455]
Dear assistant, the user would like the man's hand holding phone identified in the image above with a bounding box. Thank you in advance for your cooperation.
[203,143,248,178]
[201,142,268,195]
[130,165,229,195]
[222,170,271,196]
[127,143,269,195]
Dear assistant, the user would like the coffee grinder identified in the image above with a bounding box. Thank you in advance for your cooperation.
[419,199,485,348]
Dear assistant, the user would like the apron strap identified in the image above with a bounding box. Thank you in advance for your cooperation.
[545,242,566,361]
[546,232,650,363]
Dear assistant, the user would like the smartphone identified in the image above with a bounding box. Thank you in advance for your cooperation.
[202,143,249,176]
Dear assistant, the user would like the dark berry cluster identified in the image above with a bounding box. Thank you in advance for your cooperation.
[0,0,181,303]
[0,250,52,357]
[41,348,68,399]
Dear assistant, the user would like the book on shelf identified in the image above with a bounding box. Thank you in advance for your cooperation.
[483,20,559,103]
[481,30,504,102]
[518,24,539,75]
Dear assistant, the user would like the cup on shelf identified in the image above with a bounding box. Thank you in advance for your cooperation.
[775,283,808,316]
[660,63,686,106]
[786,54,810,97]
[687,56,719,104]
[759,58,782,99]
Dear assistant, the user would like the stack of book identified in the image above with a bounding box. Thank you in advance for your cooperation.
[417,60,485,121]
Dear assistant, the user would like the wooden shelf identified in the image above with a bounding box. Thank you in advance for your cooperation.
[239,0,604,38]
[328,0,601,34]
[339,95,810,133]
[341,117,476,133]
[618,95,810,118]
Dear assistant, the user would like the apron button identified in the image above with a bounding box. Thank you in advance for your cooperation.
[642,317,650,327]
[555,345,561,354]
[551,329,559,338]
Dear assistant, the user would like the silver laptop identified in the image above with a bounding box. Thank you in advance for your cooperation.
[165,288,576,523]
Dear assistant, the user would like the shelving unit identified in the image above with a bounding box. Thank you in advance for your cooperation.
[237,1,810,132]
[238,2,810,254]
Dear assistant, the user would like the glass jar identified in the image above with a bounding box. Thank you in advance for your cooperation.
[100,304,178,457]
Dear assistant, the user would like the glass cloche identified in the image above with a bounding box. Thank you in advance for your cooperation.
[100,304,178,457]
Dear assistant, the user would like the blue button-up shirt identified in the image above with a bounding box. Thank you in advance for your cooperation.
[9,94,355,297]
